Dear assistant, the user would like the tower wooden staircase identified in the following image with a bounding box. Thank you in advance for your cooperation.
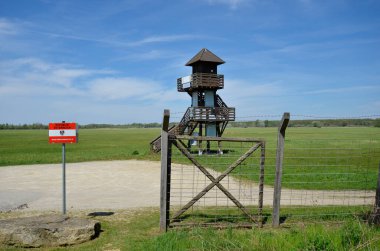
[150,95,233,152]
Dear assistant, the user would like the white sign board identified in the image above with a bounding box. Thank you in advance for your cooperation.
[181,75,192,88]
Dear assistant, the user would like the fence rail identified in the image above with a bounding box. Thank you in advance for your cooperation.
[177,73,224,92]
[189,107,235,121]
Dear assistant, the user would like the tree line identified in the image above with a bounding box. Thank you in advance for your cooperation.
[0,123,161,130]
[229,118,380,128]
[1,119,379,130]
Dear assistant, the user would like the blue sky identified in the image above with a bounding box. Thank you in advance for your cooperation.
[0,0,379,124]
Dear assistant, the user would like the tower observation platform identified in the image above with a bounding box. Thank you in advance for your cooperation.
[150,48,235,153]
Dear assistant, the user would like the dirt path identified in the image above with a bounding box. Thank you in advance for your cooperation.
[0,160,374,212]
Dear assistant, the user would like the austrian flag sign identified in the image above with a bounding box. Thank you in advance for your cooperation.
[49,122,78,214]
[49,122,78,144]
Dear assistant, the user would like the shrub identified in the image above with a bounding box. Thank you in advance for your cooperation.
[340,219,364,249]
[300,226,334,251]
[374,118,380,128]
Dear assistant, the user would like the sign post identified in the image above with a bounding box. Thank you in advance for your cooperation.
[62,142,66,214]
[49,121,78,215]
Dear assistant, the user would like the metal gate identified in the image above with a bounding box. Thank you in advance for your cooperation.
[160,111,265,231]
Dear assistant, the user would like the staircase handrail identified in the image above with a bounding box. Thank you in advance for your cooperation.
[216,94,228,108]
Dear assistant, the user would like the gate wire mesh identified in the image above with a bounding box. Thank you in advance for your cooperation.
[168,136,265,228]
[166,114,380,226]
[275,126,379,223]
[231,114,380,224]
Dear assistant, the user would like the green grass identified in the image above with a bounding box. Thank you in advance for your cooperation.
[2,207,379,251]
[173,205,373,224]
[176,127,380,190]
[1,127,379,190]
[0,128,161,166]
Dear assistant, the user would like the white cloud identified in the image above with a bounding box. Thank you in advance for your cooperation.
[0,57,189,123]
[88,77,160,100]
[373,101,380,108]
[0,58,111,96]
[111,49,184,62]
[143,88,188,103]
[205,0,248,9]
[51,69,97,87]
[37,31,131,47]
[127,34,200,46]
[0,18,18,35]
[0,57,187,115]
[5,58,52,71]
[216,78,285,117]
[129,50,165,60]
[33,31,201,48]
[222,78,282,100]
[87,77,189,104]
[304,85,380,95]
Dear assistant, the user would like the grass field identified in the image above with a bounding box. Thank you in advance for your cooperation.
[1,128,380,250]
[0,128,161,166]
[1,207,379,251]
[0,127,379,190]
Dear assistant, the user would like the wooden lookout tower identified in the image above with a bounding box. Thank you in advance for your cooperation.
[150,48,235,153]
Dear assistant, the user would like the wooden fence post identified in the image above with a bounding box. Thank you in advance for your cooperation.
[370,162,380,225]
[272,112,290,227]
[375,162,380,212]
[160,109,171,232]
[258,142,265,227]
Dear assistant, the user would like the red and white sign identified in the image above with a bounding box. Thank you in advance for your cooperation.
[49,122,78,144]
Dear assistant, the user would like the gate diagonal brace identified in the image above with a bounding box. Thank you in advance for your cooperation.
[171,140,262,223]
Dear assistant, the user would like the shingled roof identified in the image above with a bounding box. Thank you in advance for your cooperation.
[185,48,225,66]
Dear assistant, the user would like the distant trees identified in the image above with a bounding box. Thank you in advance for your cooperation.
[312,121,322,128]
[0,119,379,130]
[0,123,47,130]
[375,119,380,128]
[81,123,161,129]
[0,123,161,130]
[229,119,379,128]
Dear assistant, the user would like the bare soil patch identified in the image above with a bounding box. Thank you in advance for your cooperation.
[0,160,374,212]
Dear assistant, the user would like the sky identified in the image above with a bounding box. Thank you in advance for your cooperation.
[0,0,379,124]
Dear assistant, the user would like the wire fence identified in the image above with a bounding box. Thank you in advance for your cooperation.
[169,137,265,228]
[163,114,380,228]
[170,113,380,121]
[275,126,379,223]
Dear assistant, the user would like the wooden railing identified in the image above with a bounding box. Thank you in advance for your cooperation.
[150,108,193,152]
[177,73,224,92]
[171,108,191,135]
[150,96,234,152]
[189,107,235,121]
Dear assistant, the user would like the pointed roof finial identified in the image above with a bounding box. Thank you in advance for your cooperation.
[185,48,225,66]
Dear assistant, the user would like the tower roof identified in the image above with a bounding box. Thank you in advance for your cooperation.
[185,48,225,66]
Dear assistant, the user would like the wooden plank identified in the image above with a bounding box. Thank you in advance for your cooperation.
[272,112,290,227]
[376,162,380,211]
[258,142,265,227]
[176,135,263,143]
[369,162,380,224]
[189,107,235,121]
[160,109,171,232]
[372,162,380,223]
[178,139,189,150]
[170,222,255,229]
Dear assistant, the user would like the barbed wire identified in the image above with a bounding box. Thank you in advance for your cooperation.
[169,113,380,121]
[291,114,380,119]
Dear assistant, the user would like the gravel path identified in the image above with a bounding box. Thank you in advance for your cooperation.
[0,160,374,212]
